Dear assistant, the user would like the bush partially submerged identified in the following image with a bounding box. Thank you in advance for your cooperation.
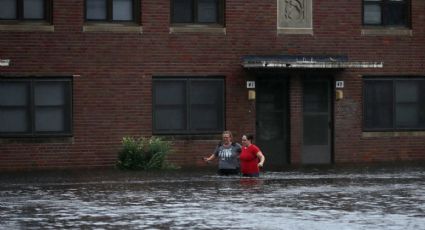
[117,136,177,170]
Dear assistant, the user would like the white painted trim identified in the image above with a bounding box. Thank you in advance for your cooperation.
[243,61,384,69]
[0,59,10,67]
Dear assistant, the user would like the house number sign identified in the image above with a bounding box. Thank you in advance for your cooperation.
[247,81,256,89]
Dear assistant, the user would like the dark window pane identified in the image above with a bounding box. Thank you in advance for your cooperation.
[364,3,382,24]
[23,0,44,19]
[35,107,65,132]
[0,109,29,132]
[190,80,221,105]
[386,1,407,25]
[0,81,30,132]
[34,82,66,106]
[0,0,17,19]
[0,82,28,106]
[364,81,393,129]
[173,0,193,23]
[113,0,133,21]
[395,81,421,128]
[34,81,70,133]
[153,80,187,132]
[154,81,186,105]
[396,81,417,103]
[189,80,223,130]
[155,108,186,131]
[396,104,418,128]
[191,107,219,129]
[87,0,107,20]
[198,0,217,23]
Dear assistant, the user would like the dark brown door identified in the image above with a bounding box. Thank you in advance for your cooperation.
[256,76,289,169]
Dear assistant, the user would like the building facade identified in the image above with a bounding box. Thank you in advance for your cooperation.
[0,0,424,171]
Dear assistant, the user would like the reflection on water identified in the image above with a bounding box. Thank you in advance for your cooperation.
[0,166,424,229]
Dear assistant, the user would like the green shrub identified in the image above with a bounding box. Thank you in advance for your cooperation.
[117,136,177,170]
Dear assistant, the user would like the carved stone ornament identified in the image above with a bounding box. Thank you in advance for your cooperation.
[284,0,305,21]
[278,0,312,29]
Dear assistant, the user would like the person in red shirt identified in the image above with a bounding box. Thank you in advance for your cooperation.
[239,134,265,177]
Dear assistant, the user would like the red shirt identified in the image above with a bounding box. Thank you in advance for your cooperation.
[240,144,260,174]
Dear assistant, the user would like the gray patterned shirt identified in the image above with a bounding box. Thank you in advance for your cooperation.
[214,142,242,169]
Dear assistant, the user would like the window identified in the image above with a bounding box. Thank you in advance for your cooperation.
[153,77,224,134]
[363,0,410,26]
[0,78,72,137]
[363,78,425,131]
[171,0,225,25]
[0,0,52,21]
[85,0,139,22]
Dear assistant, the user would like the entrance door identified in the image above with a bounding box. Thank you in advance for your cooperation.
[302,79,332,164]
[256,76,289,169]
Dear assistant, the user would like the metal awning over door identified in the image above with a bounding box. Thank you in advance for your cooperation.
[242,55,383,69]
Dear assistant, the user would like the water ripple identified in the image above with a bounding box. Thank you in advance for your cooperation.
[0,167,424,229]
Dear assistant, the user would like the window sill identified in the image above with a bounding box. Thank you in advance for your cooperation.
[0,22,54,32]
[361,27,412,36]
[169,25,226,34]
[0,137,74,144]
[277,28,313,35]
[83,23,142,33]
[362,131,425,138]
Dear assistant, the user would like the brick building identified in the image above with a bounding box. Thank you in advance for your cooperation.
[0,0,424,171]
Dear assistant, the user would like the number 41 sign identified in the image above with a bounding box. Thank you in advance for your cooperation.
[246,81,255,89]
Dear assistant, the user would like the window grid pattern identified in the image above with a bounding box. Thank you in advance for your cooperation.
[0,78,72,137]
[153,77,224,134]
[85,0,139,22]
[363,78,425,131]
[171,0,224,25]
[363,0,410,27]
[0,0,51,21]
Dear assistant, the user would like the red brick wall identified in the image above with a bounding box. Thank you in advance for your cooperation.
[1,0,424,170]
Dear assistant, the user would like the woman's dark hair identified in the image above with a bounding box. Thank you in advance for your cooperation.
[243,133,254,142]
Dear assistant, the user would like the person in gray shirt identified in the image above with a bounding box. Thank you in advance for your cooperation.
[203,131,242,176]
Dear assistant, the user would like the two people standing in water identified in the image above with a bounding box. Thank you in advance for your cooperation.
[203,131,265,177]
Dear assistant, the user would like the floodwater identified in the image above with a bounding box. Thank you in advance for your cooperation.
[0,165,424,230]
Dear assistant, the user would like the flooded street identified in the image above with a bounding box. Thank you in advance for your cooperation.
[0,165,424,229]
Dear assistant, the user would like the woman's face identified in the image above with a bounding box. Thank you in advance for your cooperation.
[222,134,232,145]
[241,135,250,147]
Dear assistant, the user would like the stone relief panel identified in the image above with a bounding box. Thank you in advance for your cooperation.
[278,0,312,29]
